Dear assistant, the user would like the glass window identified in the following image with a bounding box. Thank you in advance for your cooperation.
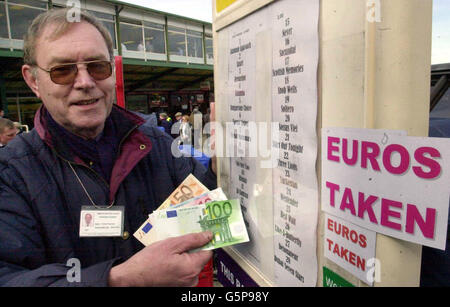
[0,2,8,38]
[168,26,186,56]
[144,27,165,54]
[8,4,43,40]
[187,30,203,58]
[168,25,185,33]
[120,22,143,52]
[8,0,46,9]
[430,88,450,119]
[143,21,164,30]
[88,10,114,21]
[88,10,116,49]
[187,33,203,58]
[205,36,213,60]
[102,21,117,49]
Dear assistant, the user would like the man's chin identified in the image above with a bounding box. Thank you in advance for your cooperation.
[69,121,105,139]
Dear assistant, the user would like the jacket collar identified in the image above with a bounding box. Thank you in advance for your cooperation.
[34,104,146,161]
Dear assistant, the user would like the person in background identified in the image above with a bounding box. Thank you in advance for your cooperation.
[171,112,183,139]
[0,118,18,147]
[189,107,203,147]
[175,112,183,124]
[180,115,191,146]
[158,112,172,135]
[0,8,216,287]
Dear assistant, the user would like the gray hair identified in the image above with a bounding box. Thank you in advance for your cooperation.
[23,8,114,66]
[0,118,15,134]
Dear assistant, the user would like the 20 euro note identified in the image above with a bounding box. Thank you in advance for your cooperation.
[156,174,209,210]
[138,199,250,250]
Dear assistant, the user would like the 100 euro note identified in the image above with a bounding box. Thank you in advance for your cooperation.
[136,200,250,250]
[156,174,209,210]
[134,188,227,246]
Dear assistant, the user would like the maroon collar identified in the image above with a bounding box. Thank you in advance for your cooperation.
[34,104,146,145]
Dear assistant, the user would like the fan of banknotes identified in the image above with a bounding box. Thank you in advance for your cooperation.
[134,174,250,251]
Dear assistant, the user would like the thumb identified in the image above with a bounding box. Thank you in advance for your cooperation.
[170,231,213,254]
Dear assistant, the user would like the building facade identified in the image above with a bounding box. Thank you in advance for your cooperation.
[0,0,214,127]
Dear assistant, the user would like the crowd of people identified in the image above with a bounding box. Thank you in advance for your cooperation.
[156,107,211,147]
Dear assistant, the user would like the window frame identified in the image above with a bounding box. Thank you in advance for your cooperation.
[0,0,47,50]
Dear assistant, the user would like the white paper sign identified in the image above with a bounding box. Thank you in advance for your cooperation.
[219,0,319,286]
[226,10,263,264]
[322,127,450,250]
[272,0,319,287]
[324,213,377,285]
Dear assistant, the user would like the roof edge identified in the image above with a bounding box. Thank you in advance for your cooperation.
[103,0,212,25]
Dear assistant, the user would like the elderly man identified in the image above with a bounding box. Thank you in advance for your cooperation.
[0,8,216,286]
[0,118,18,147]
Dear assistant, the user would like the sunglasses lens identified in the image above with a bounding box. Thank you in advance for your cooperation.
[87,61,112,81]
[50,65,77,85]
[48,61,112,84]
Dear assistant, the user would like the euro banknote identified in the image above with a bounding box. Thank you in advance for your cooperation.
[133,215,158,246]
[170,187,228,209]
[156,174,209,210]
[134,188,227,245]
[135,199,249,250]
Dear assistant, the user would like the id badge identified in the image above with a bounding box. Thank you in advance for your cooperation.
[79,206,124,237]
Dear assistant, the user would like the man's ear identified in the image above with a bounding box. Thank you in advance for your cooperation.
[22,65,41,99]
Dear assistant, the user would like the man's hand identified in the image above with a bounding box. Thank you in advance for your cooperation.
[108,231,213,287]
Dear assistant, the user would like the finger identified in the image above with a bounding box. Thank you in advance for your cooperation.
[169,231,213,254]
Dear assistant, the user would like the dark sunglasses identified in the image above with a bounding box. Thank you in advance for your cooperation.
[35,60,113,85]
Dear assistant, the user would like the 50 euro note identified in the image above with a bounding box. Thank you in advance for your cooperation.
[135,199,250,250]
[156,174,209,210]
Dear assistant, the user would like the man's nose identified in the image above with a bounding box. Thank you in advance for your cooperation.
[73,66,96,89]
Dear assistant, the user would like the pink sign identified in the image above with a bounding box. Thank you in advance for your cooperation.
[321,128,450,250]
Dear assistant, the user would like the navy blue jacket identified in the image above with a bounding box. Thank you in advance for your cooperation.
[159,118,173,135]
[0,105,216,286]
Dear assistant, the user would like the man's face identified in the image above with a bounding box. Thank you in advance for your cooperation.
[23,21,115,139]
[0,127,17,145]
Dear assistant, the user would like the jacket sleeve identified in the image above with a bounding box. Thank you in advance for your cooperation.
[0,258,119,287]
[0,163,119,287]
[170,143,217,191]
